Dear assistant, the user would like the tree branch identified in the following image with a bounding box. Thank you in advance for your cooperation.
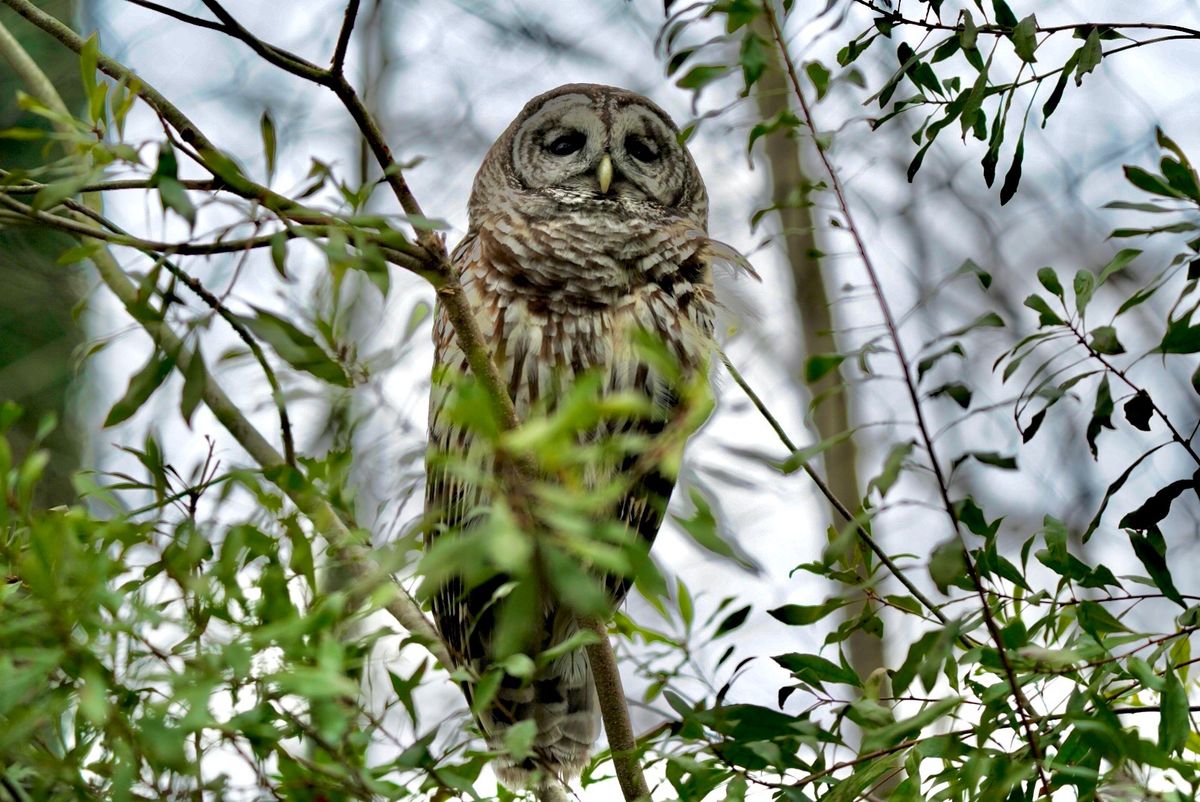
[580,616,650,802]
[330,0,360,76]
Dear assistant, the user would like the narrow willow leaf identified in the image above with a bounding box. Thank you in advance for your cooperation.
[104,351,175,427]
[180,347,206,426]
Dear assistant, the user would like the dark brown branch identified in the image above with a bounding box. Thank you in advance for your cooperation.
[197,0,327,80]
[331,0,360,76]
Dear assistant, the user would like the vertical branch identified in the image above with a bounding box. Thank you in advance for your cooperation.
[759,2,1051,794]
[580,616,650,802]
[330,0,360,76]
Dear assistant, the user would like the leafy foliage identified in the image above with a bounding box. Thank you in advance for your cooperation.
[1,0,1198,800]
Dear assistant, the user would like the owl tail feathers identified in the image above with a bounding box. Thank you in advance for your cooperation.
[481,652,601,793]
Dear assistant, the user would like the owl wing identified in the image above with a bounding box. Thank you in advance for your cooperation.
[424,231,508,666]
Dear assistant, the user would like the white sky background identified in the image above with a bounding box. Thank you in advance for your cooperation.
[76,0,1200,798]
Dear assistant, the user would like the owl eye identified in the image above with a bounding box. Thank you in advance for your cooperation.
[625,135,660,163]
[546,131,586,156]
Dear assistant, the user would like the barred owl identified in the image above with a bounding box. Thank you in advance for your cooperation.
[425,84,729,790]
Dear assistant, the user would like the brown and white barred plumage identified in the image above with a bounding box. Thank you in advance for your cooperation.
[425,84,721,789]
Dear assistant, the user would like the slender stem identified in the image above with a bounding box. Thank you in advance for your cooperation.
[580,617,650,802]
[762,3,1051,795]
[331,0,361,76]
[719,352,955,629]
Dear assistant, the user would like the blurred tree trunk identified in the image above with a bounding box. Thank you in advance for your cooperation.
[0,0,84,505]
[752,29,881,679]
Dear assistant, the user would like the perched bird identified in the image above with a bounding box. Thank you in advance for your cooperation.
[425,83,738,791]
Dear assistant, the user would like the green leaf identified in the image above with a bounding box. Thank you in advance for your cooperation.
[180,348,206,426]
[1088,325,1125,355]
[1120,477,1196,531]
[260,110,277,182]
[503,719,537,762]
[991,0,1018,28]
[1085,375,1115,459]
[1124,166,1180,199]
[959,10,978,50]
[1074,29,1102,85]
[929,538,965,594]
[80,31,100,98]
[999,135,1025,205]
[1159,309,1200,354]
[31,173,91,212]
[1074,269,1096,315]
[104,351,176,427]
[676,64,728,91]
[1041,50,1079,123]
[1128,528,1186,608]
[157,176,196,227]
[1159,668,1189,754]
[713,605,751,638]
[1023,294,1063,327]
[862,697,961,753]
[805,61,832,100]
[1037,267,1063,298]
[1124,390,1152,431]
[746,109,801,156]
[1076,599,1128,635]
[239,307,351,387]
[1012,14,1039,62]
[929,382,971,408]
[270,232,289,279]
[868,440,914,498]
[805,353,845,384]
[673,489,760,572]
[773,652,860,688]
[768,600,847,626]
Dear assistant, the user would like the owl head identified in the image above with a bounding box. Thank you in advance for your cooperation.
[468,84,708,231]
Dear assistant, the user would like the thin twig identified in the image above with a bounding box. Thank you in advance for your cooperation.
[852,1,1200,39]
[331,0,361,76]
[719,352,955,630]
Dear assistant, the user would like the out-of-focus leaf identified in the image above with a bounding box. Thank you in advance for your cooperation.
[773,652,860,689]
[239,307,351,387]
[1088,326,1125,355]
[104,351,176,427]
[768,600,846,626]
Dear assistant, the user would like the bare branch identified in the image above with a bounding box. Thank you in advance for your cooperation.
[331,0,361,76]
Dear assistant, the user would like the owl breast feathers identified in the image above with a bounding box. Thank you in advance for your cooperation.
[424,83,724,790]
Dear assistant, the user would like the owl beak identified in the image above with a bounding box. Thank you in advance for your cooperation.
[596,153,614,194]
